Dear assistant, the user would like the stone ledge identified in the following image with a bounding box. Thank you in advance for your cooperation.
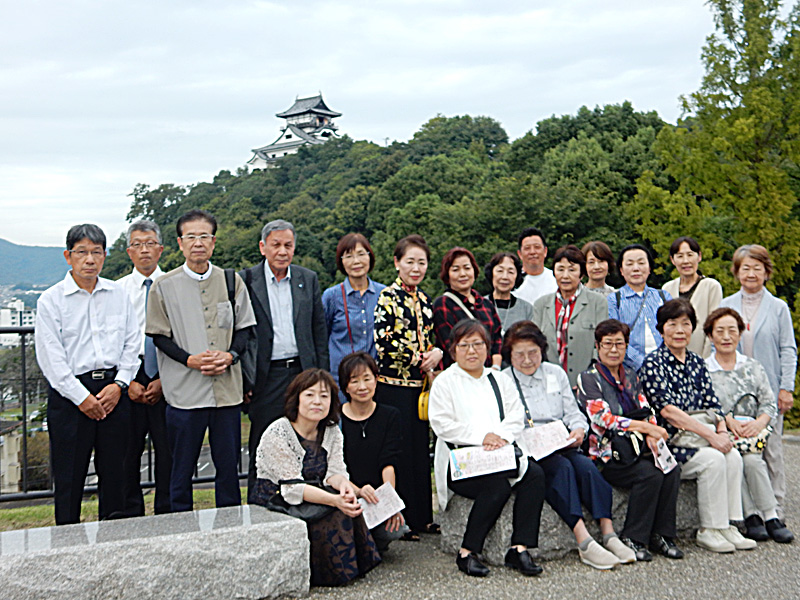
[0,506,310,600]
[440,481,698,565]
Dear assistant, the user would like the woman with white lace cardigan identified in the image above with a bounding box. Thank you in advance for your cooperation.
[250,369,381,587]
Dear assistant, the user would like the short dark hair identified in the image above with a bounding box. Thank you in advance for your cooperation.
[703,307,745,337]
[517,227,546,249]
[617,244,654,273]
[594,319,631,344]
[66,224,106,251]
[552,245,587,278]
[177,209,217,237]
[448,319,491,360]
[669,236,701,257]
[338,352,379,401]
[284,369,341,442]
[484,252,525,291]
[581,241,615,272]
[501,320,549,363]
[335,233,375,275]
[394,234,430,261]
[440,247,479,287]
[126,220,162,245]
[655,298,697,334]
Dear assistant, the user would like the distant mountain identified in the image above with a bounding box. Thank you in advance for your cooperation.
[0,238,68,286]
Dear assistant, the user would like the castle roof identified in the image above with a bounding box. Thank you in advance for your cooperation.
[276,94,342,119]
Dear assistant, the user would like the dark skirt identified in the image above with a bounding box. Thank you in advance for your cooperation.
[375,382,433,531]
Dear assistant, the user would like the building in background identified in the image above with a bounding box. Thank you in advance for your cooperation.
[247,93,342,169]
[0,300,35,348]
[0,420,22,493]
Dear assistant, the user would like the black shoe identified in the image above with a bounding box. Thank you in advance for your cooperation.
[620,537,652,562]
[504,548,543,576]
[649,534,684,559]
[765,519,794,544]
[744,515,769,541]
[456,552,490,577]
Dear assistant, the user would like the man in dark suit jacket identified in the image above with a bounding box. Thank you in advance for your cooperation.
[240,219,329,493]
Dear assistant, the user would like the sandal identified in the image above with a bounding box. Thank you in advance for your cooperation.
[401,530,421,542]
[423,522,441,535]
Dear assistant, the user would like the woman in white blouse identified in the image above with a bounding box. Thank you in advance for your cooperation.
[429,319,546,578]
[502,320,635,569]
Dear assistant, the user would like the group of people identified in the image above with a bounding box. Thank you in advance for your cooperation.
[35,215,796,586]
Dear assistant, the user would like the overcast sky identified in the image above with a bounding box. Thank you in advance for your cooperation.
[0,0,717,248]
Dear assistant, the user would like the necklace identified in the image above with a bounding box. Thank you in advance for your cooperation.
[359,419,368,438]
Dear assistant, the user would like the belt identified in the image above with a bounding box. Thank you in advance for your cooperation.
[271,357,299,369]
[78,368,118,381]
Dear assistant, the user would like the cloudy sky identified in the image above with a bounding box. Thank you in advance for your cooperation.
[1,0,717,247]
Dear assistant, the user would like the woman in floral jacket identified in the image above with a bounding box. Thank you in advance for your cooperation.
[374,234,444,540]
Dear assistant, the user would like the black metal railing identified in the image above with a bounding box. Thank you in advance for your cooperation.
[0,326,248,504]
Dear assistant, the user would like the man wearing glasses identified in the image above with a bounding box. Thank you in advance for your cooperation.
[145,210,256,511]
[117,219,172,516]
[36,224,141,524]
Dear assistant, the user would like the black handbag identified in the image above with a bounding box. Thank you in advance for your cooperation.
[607,407,654,467]
[254,478,337,523]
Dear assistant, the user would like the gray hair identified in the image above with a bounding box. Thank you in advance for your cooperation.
[261,219,296,243]
[126,219,162,245]
[66,224,106,251]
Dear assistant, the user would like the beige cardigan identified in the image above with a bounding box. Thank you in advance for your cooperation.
[662,277,722,358]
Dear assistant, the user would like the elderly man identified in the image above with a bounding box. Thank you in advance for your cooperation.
[36,224,141,524]
[118,219,172,516]
[146,210,256,511]
[240,219,328,494]
[514,227,557,306]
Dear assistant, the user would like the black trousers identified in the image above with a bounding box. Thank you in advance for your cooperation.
[448,458,546,554]
[247,360,302,495]
[600,458,681,544]
[47,375,130,525]
[122,371,172,516]
[376,382,433,531]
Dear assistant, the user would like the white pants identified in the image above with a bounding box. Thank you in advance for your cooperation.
[680,447,743,529]
[763,414,785,519]
[742,452,778,519]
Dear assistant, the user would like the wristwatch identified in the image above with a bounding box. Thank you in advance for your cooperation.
[229,351,240,365]
[114,380,129,393]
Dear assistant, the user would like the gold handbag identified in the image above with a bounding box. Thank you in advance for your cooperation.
[418,376,430,421]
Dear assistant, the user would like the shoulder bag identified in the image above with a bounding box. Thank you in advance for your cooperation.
[727,393,773,454]
[669,409,720,449]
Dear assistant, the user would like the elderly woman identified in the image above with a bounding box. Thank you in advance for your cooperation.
[577,319,682,561]
[434,247,502,369]
[374,234,444,540]
[581,240,616,297]
[639,299,756,553]
[502,321,634,569]
[322,233,386,397]
[339,352,409,551]
[720,244,797,522]
[429,319,546,577]
[483,251,535,335]
[251,369,381,586]
[532,245,607,389]
[608,244,671,370]
[704,308,794,543]
[661,236,722,358]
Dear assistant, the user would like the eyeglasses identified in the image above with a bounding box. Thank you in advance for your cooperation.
[456,341,486,351]
[511,349,541,361]
[598,341,627,349]
[342,251,370,261]
[69,249,105,259]
[129,241,161,250]
[180,234,214,243]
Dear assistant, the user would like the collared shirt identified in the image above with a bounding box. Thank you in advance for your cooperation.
[146,265,256,409]
[607,284,671,370]
[118,265,165,354]
[265,263,298,360]
[639,344,722,463]
[432,288,502,368]
[183,262,213,281]
[35,272,141,405]
[322,277,386,384]
[514,268,557,306]
[504,362,588,433]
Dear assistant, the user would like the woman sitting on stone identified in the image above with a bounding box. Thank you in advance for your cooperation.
[251,369,381,586]
[429,319,546,578]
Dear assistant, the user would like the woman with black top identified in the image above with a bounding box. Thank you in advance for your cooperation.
[484,251,535,335]
[339,351,409,551]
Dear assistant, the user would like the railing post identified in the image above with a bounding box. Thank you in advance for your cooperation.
[20,331,28,493]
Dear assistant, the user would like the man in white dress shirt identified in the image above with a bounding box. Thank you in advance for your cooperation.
[36,224,141,525]
[514,227,557,306]
[117,219,171,515]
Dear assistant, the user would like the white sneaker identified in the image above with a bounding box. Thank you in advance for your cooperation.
[604,535,637,564]
[696,528,736,553]
[720,525,757,550]
[579,539,620,570]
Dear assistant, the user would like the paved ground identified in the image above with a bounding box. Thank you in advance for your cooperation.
[303,439,800,600]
